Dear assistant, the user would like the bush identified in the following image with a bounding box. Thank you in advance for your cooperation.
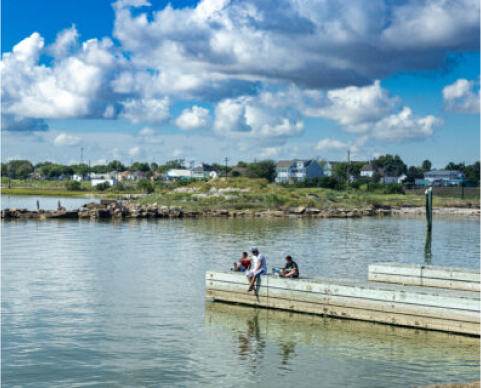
[137,180,154,193]
[385,183,405,194]
[96,182,111,191]
[65,181,81,191]
[350,181,360,190]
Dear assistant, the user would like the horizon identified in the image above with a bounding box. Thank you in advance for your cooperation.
[2,0,480,168]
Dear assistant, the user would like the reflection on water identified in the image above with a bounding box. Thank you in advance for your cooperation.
[2,206,480,387]
[205,302,480,387]
[425,230,433,264]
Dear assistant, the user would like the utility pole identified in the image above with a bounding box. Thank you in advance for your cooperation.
[88,160,91,180]
[346,149,350,192]
[225,157,228,178]
[80,146,84,165]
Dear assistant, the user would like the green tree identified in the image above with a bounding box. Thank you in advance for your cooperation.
[8,160,34,178]
[130,162,150,172]
[421,160,432,171]
[150,162,159,172]
[372,154,407,176]
[1,163,8,177]
[245,160,277,182]
[107,160,125,172]
[66,181,82,191]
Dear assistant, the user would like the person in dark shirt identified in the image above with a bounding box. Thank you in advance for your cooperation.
[280,256,299,278]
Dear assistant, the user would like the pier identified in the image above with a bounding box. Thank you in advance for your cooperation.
[205,264,480,336]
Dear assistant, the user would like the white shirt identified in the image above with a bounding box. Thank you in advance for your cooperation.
[252,253,267,271]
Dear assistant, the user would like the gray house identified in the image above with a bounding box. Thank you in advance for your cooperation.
[275,159,324,184]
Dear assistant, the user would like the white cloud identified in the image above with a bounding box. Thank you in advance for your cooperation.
[443,78,480,114]
[128,145,142,157]
[48,26,79,59]
[175,106,210,130]
[53,133,81,147]
[315,139,350,151]
[367,107,443,142]
[138,127,155,136]
[120,98,170,124]
[213,96,304,140]
[303,81,397,126]
[138,126,163,144]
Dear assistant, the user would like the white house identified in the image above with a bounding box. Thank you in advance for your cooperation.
[360,164,377,178]
[275,159,324,184]
[164,169,193,181]
[90,172,118,187]
[192,164,219,179]
[72,174,85,182]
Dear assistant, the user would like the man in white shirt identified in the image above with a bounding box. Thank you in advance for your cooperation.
[246,247,267,292]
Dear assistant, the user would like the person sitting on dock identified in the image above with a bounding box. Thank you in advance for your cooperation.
[247,247,267,292]
[233,252,251,272]
[280,256,299,279]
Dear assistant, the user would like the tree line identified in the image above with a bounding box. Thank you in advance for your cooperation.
[1,156,479,186]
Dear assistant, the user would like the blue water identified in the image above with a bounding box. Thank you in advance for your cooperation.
[2,201,480,387]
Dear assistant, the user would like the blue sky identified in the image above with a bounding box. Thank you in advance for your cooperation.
[2,0,480,168]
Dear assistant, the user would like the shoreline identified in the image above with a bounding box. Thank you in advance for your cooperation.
[2,201,479,220]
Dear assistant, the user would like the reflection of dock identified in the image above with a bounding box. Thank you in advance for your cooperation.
[204,302,480,366]
[205,265,480,336]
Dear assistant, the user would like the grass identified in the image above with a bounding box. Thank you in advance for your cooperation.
[136,178,479,212]
[3,177,479,211]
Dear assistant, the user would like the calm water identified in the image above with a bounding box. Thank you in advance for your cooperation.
[2,197,480,387]
[1,194,100,211]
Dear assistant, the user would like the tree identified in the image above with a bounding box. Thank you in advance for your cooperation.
[421,160,432,172]
[1,163,8,177]
[245,160,277,182]
[372,154,407,176]
[8,160,34,178]
[130,162,150,172]
[137,180,154,193]
[107,160,125,172]
[237,161,248,167]
[72,164,89,177]
[66,181,81,191]
[150,162,159,172]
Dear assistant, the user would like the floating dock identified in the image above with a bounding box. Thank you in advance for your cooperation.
[205,264,480,336]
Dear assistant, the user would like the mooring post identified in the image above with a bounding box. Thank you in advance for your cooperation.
[425,187,433,231]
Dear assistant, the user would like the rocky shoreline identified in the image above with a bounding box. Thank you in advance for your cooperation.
[1,200,479,220]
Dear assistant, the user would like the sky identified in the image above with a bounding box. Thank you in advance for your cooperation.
[1,0,480,168]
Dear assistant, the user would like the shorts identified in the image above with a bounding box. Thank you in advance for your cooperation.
[246,268,267,278]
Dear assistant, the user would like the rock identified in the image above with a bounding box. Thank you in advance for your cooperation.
[306,208,321,215]
[291,206,306,214]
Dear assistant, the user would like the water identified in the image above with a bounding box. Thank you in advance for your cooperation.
[2,197,480,387]
[1,194,100,211]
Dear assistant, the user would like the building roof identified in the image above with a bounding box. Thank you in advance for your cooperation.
[276,159,316,169]
[424,170,465,177]
[193,163,216,172]
[165,169,192,177]
[361,164,375,172]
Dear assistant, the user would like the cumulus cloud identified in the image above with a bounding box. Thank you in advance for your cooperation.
[315,139,350,151]
[1,114,49,132]
[213,96,304,140]
[175,106,210,130]
[120,98,170,124]
[128,145,142,157]
[112,0,479,89]
[443,78,480,114]
[1,0,472,147]
[138,126,163,143]
[53,133,81,146]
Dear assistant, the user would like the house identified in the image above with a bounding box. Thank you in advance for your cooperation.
[72,174,87,182]
[360,164,377,178]
[424,170,465,187]
[164,169,193,181]
[275,159,324,184]
[319,161,339,177]
[227,166,248,177]
[89,172,118,187]
[192,164,219,180]
[118,171,147,181]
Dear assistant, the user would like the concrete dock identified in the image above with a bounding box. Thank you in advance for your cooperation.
[368,263,480,292]
[205,267,480,336]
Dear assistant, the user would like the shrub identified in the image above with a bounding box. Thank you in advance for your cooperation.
[137,180,154,193]
[96,182,110,191]
[385,183,405,194]
[65,181,81,191]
